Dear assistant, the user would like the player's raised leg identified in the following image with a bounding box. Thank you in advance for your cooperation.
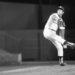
[63,41,75,49]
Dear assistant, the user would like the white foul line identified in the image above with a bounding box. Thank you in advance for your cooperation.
[0,66,41,74]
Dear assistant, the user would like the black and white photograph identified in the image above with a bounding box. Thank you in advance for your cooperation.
[0,0,75,75]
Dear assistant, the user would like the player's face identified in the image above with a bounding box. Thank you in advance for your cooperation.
[57,9,64,17]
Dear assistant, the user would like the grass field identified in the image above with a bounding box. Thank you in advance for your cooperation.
[0,61,75,75]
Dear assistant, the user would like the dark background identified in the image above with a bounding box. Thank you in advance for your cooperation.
[0,0,75,61]
[0,0,75,29]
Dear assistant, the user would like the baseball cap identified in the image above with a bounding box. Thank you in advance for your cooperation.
[58,6,64,11]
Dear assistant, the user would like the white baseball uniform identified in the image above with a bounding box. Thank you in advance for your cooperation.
[43,13,66,56]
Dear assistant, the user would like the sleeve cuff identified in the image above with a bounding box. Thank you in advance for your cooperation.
[59,27,65,29]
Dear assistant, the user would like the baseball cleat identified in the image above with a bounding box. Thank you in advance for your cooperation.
[67,42,75,49]
[63,42,75,49]
[60,62,67,66]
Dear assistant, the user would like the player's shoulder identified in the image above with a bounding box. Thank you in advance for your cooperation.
[51,13,58,17]
[48,13,59,20]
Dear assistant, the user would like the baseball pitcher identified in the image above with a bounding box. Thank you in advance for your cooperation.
[43,6,75,66]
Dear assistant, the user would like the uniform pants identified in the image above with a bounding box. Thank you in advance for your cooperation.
[43,29,66,56]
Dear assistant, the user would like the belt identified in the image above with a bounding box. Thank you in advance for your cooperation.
[49,28,56,32]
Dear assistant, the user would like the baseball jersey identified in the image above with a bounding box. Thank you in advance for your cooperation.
[44,13,65,31]
[44,13,59,31]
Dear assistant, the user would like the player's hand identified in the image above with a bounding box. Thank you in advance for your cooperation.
[63,44,67,49]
